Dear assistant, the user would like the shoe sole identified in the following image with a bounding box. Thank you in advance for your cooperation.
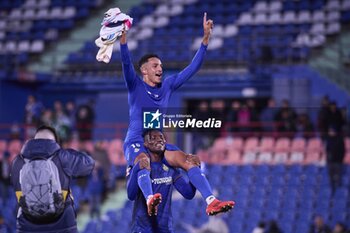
[207,203,234,216]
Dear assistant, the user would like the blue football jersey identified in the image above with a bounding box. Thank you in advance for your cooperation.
[131,162,179,233]
[120,43,207,144]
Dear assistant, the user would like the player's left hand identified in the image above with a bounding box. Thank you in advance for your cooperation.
[203,12,213,38]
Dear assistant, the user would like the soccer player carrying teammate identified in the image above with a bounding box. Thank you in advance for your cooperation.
[128,129,197,232]
[120,12,234,216]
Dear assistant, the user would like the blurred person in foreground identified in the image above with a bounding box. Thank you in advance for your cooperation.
[10,125,95,233]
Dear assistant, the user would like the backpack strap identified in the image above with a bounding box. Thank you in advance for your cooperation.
[51,151,71,203]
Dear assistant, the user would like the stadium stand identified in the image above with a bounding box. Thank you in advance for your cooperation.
[1,0,350,233]
[49,0,350,78]
[0,0,101,79]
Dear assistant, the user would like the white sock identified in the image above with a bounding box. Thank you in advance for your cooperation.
[206,195,216,205]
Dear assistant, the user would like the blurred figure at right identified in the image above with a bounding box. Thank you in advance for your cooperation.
[332,222,348,233]
[326,126,345,194]
[308,215,331,233]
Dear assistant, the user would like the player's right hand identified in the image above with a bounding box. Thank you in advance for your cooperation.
[186,154,201,167]
[120,29,127,44]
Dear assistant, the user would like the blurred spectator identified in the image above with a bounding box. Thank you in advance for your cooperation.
[275,99,297,137]
[317,96,330,139]
[332,222,348,233]
[25,95,43,126]
[24,95,43,138]
[87,163,104,219]
[40,109,54,126]
[247,99,260,133]
[91,141,110,200]
[183,215,229,233]
[296,113,315,139]
[76,101,95,141]
[326,126,345,194]
[209,99,225,140]
[9,122,21,140]
[237,103,251,135]
[265,220,283,233]
[193,100,212,149]
[0,151,11,202]
[65,101,77,136]
[252,221,265,233]
[260,98,277,134]
[309,215,331,233]
[53,101,72,143]
[226,100,241,133]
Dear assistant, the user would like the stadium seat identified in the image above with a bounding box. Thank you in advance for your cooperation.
[289,138,306,164]
[227,137,243,152]
[312,11,326,22]
[237,12,253,25]
[298,10,312,23]
[283,11,297,23]
[326,0,341,10]
[260,137,275,152]
[257,151,273,164]
[304,151,322,164]
[342,0,350,10]
[274,137,291,163]
[311,23,326,34]
[290,138,306,152]
[269,1,282,12]
[306,137,323,153]
[225,150,242,164]
[244,137,259,153]
[253,2,268,13]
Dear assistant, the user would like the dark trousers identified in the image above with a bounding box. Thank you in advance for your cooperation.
[327,163,343,192]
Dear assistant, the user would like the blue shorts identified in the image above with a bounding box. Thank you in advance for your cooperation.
[123,141,180,167]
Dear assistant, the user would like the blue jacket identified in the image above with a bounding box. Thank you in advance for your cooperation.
[10,139,95,233]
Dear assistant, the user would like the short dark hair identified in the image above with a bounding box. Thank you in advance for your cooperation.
[142,129,162,140]
[36,125,59,142]
[138,54,160,69]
